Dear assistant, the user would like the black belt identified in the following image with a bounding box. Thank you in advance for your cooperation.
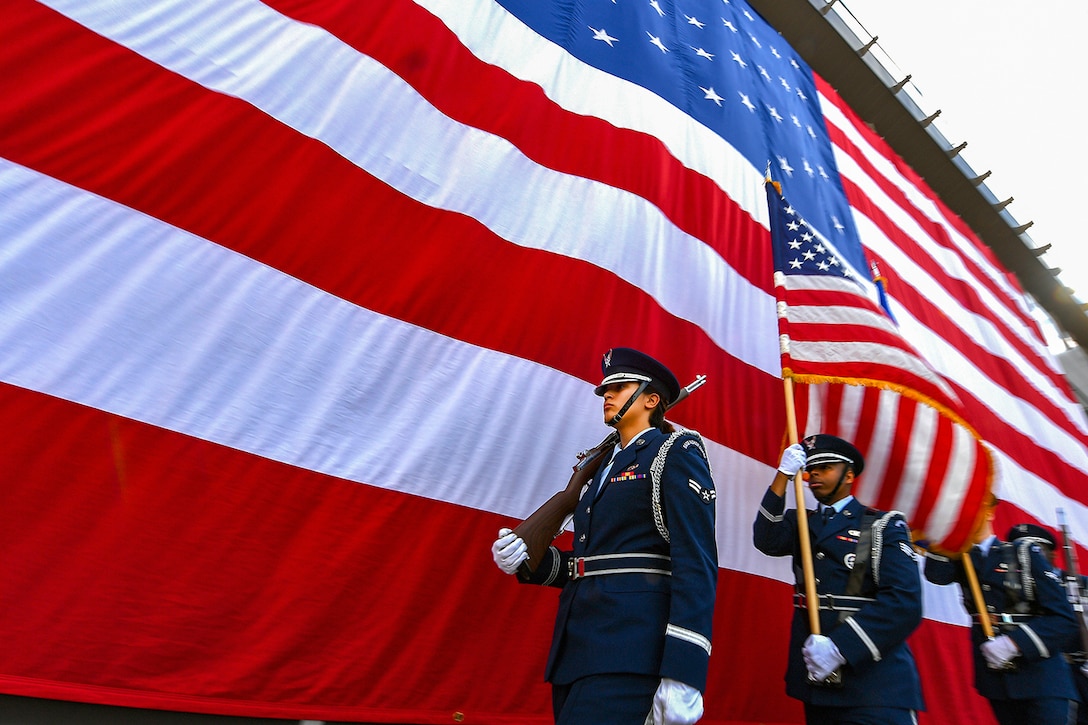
[568,553,671,580]
[793,593,875,613]
[972,612,1038,624]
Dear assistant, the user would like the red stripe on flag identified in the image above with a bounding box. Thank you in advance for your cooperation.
[843,178,1074,408]
[832,131,1038,338]
[945,441,993,550]
[870,395,918,513]
[950,378,1088,504]
[911,413,956,529]
[851,386,883,465]
[864,246,1086,440]
[787,316,933,351]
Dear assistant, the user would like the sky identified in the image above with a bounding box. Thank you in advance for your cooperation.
[831,0,1088,348]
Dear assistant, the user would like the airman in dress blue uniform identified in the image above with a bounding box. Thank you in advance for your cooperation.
[1006,522,1088,725]
[924,501,1079,725]
[491,348,718,725]
[753,434,925,725]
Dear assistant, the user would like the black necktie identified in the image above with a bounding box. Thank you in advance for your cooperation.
[821,507,835,525]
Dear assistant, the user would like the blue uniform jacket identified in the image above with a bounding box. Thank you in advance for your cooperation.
[520,427,718,692]
[753,489,925,709]
[923,541,1078,701]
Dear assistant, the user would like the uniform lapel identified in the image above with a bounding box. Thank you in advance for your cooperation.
[594,432,651,501]
[813,498,860,544]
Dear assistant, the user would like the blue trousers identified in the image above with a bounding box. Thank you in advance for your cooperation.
[803,702,918,725]
[552,673,659,725]
[988,697,1074,725]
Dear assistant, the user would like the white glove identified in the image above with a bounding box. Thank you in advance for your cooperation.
[646,678,703,725]
[777,443,807,477]
[491,528,528,575]
[981,635,1020,669]
[802,634,846,681]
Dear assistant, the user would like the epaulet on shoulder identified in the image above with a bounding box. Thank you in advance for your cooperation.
[671,427,703,441]
[673,429,710,468]
[869,509,911,538]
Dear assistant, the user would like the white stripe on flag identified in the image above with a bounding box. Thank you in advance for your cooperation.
[787,340,956,398]
[786,303,905,336]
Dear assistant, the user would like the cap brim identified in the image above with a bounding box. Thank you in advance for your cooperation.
[805,452,854,468]
[594,372,652,396]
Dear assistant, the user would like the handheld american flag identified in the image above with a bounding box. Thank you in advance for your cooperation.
[769,180,992,554]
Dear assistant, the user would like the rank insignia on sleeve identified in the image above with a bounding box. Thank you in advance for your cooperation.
[688,479,716,503]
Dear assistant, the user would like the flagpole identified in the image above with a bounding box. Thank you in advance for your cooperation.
[960,550,995,638]
[783,377,821,635]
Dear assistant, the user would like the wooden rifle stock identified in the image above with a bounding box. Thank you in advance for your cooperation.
[513,375,706,575]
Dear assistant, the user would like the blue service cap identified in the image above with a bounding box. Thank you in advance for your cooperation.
[1007,523,1057,549]
[802,434,865,476]
[593,347,680,405]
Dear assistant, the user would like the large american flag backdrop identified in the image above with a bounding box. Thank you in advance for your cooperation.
[1,1,1085,724]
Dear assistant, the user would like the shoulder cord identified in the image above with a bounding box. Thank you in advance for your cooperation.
[868,510,907,587]
[839,510,906,622]
[650,430,710,543]
[1015,539,1037,603]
